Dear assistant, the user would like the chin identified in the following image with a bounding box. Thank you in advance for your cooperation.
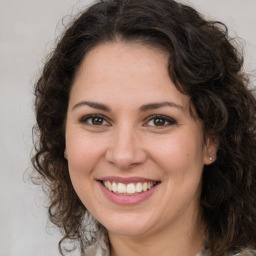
[100,217,154,237]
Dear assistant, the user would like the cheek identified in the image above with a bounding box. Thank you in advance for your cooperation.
[66,133,106,177]
[147,131,205,174]
[66,134,107,205]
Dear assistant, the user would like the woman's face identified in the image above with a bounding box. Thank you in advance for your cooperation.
[65,42,215,237]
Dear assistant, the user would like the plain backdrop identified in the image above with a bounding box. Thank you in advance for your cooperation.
[0,0,255,255]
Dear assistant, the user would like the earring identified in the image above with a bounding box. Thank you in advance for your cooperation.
[209,156,213,161]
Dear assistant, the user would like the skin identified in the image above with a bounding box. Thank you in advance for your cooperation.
[65,41,217,256]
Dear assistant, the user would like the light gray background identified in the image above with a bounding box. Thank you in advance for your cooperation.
[0,1,255,255]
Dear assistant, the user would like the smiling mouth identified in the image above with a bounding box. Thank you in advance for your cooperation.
[102,181,158,195]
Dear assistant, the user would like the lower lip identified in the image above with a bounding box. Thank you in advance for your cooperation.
[98,181,159,205]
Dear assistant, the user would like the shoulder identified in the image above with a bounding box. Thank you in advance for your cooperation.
[233,249,256,256]
[83,229,110,256]
[201,249,256,256]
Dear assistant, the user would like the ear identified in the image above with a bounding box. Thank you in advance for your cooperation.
[64,149,68,160]
[204,136,218,165]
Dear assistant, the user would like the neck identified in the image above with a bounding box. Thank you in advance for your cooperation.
[108,214,205,256]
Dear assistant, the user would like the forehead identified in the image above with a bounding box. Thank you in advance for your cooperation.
[70,41,189,110]
[74,41,169,83]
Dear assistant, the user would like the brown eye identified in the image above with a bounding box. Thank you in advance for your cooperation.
[91,116,104,125]
[146,115,176,127]
[153,118,166,126]
[80,114,110,126]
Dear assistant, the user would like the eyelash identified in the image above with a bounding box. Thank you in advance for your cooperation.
[79,114,110,126]
[144,115,177,128]
[79,114,176,128]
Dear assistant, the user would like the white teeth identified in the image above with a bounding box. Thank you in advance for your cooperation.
[117,183,126,193]
[112,182,118,193]
[127,183,136,194]
[136,182,143,193]
[106,181,112,190]
[103,181,156,195]
[142,182,148,192]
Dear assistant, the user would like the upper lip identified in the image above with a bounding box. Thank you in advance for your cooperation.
[97,176,160,184]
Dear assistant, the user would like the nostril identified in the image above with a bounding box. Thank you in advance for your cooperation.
[105,143,147,169]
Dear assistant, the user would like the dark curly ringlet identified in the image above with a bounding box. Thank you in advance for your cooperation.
[32,0,256,255]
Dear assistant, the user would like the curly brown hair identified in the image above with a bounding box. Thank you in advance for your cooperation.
[32,0,256,255]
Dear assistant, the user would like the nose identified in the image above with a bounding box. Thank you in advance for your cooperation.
[105,126,147,170]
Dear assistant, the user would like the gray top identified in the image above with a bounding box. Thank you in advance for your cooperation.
[83,230,256,256]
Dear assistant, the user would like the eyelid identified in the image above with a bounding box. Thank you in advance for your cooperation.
[78,113,176,127]
[144,114,177,127]
[79,114,111,126]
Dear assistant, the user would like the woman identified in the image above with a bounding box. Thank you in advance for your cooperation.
[32,0,256,255]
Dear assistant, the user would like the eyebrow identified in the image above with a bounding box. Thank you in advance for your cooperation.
[72,101,111,112]
[72,100,183,112]
[139,101,184,112]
